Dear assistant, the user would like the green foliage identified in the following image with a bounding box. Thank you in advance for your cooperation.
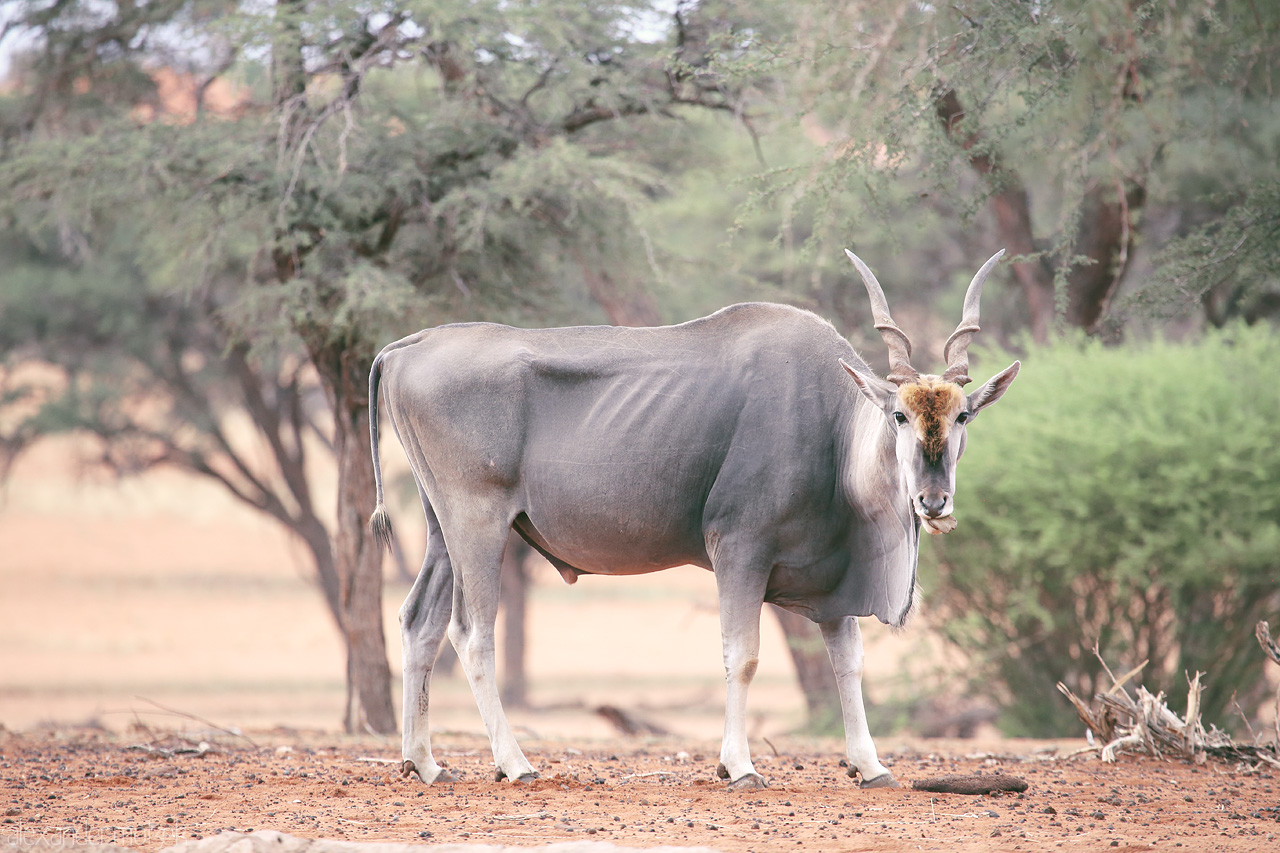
[922,328,1280,735]
[0,1,745,360]
[1124,177,1280,325]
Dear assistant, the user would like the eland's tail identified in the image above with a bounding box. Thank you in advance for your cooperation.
[368,351,394,550]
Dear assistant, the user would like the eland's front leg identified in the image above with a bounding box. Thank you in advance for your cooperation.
[819,615,896,787]
[713,571,768,790]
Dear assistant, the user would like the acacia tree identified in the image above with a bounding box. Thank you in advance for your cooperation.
[0,234,351,626]
[0,0,749,733]
[719,0,1280,340]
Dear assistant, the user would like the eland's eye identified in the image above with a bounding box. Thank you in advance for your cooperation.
[956,411,971,425]
[893,411,908,426]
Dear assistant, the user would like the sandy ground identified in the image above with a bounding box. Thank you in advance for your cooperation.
[2,726,1278,853]
[3,437,1278,852]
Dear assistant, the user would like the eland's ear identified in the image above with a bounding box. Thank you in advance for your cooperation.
[841,358,896,410]
[967,360,1020,415]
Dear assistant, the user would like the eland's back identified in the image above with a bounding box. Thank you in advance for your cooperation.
[373,303,865,576]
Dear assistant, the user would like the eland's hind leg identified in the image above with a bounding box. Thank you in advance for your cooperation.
[399,492,456,783]
[446,518,538,783]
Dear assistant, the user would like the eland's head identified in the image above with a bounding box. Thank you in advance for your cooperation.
[840,249,1020,533]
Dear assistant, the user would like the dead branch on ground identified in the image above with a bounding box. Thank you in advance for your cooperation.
[1058,646,1280,771]
[593,705,670,736]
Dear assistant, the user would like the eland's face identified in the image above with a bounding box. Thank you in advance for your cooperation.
[842,361,1020,533]
[894,377,967,522]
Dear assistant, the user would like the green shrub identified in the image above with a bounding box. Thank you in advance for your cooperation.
[923,326,1280,736]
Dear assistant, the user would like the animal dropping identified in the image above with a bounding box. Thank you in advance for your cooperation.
[368,247,1019,790]
[913,773,1030,795]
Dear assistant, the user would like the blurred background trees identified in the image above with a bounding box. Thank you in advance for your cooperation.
[1,0,1276,738]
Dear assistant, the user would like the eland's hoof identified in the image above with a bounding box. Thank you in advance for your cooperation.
[858,772,899,789]
[403,760,457,783]
[515,772,540,784]
[728,772,768,791]
[495,768,540,783]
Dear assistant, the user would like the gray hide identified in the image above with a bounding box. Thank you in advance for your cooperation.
[370,263,1016,791]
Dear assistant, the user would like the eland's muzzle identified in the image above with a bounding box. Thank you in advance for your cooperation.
[917,492,949,518]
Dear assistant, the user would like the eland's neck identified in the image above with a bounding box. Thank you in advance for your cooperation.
[841,398,908,519]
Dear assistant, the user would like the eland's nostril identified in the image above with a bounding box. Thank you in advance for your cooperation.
[918,493,947,517]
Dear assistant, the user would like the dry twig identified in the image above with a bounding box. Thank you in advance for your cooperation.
[1257,621,1280,666]
[1258,621,1280,748]
[133,696,257,747]
[126,739,212,758]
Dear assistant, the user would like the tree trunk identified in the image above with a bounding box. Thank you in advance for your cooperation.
[934,88,1056,343]
[935,88,1145,341]
[268,0,395,734]
[325,344,397,735]
[1064,180,1146,334]
[769,605,842,732]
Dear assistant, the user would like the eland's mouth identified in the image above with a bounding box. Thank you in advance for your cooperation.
[920,514,957,535]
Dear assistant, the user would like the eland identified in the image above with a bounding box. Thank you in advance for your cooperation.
[369,249,1019,789]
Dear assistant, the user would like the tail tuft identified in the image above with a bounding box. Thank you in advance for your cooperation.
[370,504,394,551]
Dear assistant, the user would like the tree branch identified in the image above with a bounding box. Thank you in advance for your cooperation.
[223,341,315,515]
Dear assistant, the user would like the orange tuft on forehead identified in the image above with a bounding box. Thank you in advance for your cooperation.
[898,378,965,460]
